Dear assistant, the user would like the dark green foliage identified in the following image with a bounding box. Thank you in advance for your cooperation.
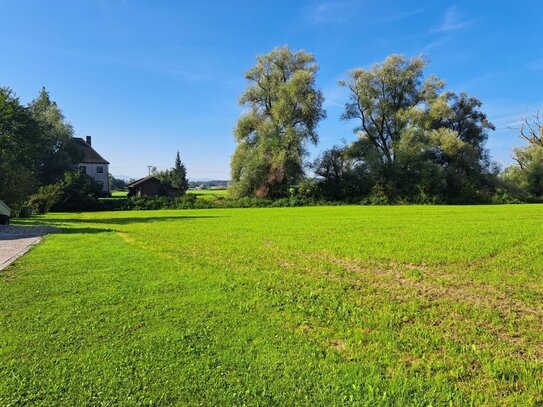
[231,46,326,198]
[28,171,103,213]
[152,151,189,195]
[0,87,39,214]
[0,87,80,214]
[311,145,372,201]
[26,183,62,214]
[27,87,80,185]
[171,151,189,192]
[104,195,332,211]
[51,171,103,212]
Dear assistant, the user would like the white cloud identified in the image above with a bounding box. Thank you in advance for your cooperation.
[435,5,471,32]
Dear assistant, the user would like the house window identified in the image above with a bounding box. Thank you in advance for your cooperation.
[79,166,86,174]
[96,181,104,187]
[96,166,104,173]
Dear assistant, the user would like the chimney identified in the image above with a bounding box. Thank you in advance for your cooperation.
[86,136,92,146]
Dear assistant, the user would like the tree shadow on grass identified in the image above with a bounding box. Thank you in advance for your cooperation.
[54,227,115,234]
[0,225,114,240]
[15,214,224,227]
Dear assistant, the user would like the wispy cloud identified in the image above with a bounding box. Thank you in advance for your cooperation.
[435,5,472,32]
[305,1,360,24]
[323,80,349,109]
[450,71,501,93]
[305,2,427,26]
[0,38,214,84]
[378,7,427,23]
[526,58,543,71]
[422,6,473,51]
[423,36,453,52]
[66,50,213,83]
[489,103,543,129]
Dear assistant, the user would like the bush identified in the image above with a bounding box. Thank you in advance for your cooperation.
[27,183,62,214]
[95,195,337,211]
[28,171,102,213]
[366,183,390,205]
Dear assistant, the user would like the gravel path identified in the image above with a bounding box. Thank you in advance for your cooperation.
[0,225,57,271]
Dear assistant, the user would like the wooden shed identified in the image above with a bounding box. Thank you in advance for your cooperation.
[127,176,162,197]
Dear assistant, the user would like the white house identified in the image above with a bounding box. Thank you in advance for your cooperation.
[74,136,110,195]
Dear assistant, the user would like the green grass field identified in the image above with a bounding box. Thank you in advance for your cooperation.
[1,205,543,405]
[111,190,128,197]
[187,188,229,201]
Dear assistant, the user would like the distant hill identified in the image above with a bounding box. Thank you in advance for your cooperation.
[188,180,230,189]
[112,175,134,182]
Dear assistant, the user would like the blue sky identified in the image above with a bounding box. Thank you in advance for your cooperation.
[1,1,542,180]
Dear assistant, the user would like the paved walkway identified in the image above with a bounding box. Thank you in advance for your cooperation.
[0,225,56,271]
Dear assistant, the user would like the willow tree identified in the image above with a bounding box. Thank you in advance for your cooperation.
[231,46,326,198]
[339,55,496,202]
[504,112,543,198]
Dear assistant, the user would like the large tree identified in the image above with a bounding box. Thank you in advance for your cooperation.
[0,87,81,213]
[0,87,40,212]
[27,87,80,185]
[503,111,543,198]
[340,55,443,168]
[231,46,326,198]
[339,55,496,202]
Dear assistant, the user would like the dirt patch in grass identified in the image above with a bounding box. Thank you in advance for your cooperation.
[300,251,543,359]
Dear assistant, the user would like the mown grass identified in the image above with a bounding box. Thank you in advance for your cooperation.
[187,188,229,201]
[111,190,128,197]
[1,205,543,405]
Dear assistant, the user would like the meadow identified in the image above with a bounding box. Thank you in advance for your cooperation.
[186,188,229,201]
[1,205,542,405]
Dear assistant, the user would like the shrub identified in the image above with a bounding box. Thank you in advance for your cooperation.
[27,183,62,214]
[366,184,390,205]
[28,171,103,213]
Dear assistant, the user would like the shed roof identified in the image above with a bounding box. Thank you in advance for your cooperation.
[73,137,110,164]
[126,175,161,188]
[0,200,10,217]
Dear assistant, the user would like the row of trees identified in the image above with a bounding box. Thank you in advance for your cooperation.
[0,87,85,214]
[231,47,542,204]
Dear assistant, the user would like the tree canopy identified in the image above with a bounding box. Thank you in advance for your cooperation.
[231,46,326,198]
[503,112,543,198]
[0,87,80,213]
[317,55,498,203]
[152,151,189,195]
